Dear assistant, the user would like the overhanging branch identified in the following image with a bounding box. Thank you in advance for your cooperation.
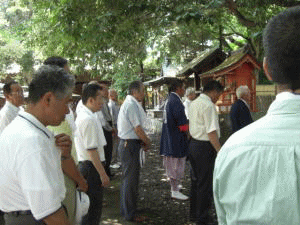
[224,0,257,27]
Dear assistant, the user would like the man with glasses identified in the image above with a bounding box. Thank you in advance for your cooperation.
[0,81,24,135]
[0,65,74,224]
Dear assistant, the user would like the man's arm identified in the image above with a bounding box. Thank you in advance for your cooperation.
[42,207,70,225]
[208,130,221,152]
[87,149,110,187]
[134,125,150,150]
[61,158,88,192]
[55,134,88,192]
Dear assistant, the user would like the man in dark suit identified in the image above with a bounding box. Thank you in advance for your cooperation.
[160,79,189,200]
[230,85,253,133]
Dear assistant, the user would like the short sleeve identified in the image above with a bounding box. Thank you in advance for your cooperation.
[127,104,141,128]
[17,143,64,220]
[203,105,219,134]
[78,118,99,150]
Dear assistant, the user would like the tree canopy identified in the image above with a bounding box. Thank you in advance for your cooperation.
[1,0,299,88]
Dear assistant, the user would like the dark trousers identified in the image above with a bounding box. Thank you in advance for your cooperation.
[103,129,113,177]
[0,211,4,225]
[78,161,104,225]
[119,139,141,221]
[4,213,43,225]
[189,139,217,225]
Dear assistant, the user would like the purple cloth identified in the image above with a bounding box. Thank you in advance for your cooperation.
[163,156,186,191]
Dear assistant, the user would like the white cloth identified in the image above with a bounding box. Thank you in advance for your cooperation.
[76,99,105,126]
[76,99,84,114]
[0,101,21,135]
[0,111,66,220]
[65,107,76,133]
[183,98,192,119]
[213,92,300,225]
[95,111,106,128]
[75,105,106,162]
[75,191,90,225]
[117,95,146,139]
[189,93,220,141]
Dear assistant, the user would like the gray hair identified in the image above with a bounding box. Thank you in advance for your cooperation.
[28,65,75,103]
[236,85,250,99]
[185,87,195,97]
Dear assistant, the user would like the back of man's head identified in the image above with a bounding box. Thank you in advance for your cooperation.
[236,85,250,99]
[129,80,143,95]
[82,83,102,105]
[28,65,75,104]
[3,81,18,96]
[169,79,184,93]
[44,56,68,68]
[203,80,224,93]
[263,6,300,90]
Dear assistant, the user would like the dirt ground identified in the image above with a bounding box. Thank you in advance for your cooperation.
[101,133,218,225]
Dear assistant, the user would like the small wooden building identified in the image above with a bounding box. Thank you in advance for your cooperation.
[176,47,227,91]
[144,77,179,112]
[200,49,261,113]
[74,71,111,95]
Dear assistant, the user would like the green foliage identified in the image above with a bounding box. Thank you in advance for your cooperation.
[0,0,34,83]
[0,0,295,88]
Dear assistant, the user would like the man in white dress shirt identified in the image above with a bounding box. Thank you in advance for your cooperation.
[0,81,24,134]
[44,56,88,224]
[213,7,300,225]
[188,80,224,224]
[75,83,110,225]
[118,80,150,222]
[0,81,24,223]
[0,65,75,225]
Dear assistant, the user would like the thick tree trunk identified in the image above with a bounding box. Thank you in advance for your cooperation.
[224,0,257,27]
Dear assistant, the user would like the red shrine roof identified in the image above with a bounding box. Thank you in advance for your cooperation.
[200,50,261,78]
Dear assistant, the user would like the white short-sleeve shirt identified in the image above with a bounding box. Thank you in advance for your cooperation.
[189,93,220,141]
[75,105,106,162]
[117,95,143,139]
[0,101,21,135]
[0,111,66,220]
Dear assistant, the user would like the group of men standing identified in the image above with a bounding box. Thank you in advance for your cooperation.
[161,6,300,225]
[160,79,225,224]
[159,68,254,225]
[1,6,300,225]
[0,55,152,225]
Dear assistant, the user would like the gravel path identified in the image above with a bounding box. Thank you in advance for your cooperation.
[101,133,218,225]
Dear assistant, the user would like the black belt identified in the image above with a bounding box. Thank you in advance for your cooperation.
[5,210,32,216]
[121,139,141,142]
[191,137,210,143]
